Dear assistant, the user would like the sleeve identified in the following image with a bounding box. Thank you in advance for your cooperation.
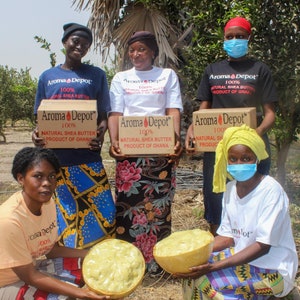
[34,75,47,115]
[216,187,234,238]
[255,184,289,246]
[165,69,183,111]
[109,72,125,113]
[0,219,32,268]
[196,65,213,102]
[96,68,111,114]
[258,63,278,104]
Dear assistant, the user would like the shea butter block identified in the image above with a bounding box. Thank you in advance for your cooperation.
[153,229,214,274]
[83,239,145,299]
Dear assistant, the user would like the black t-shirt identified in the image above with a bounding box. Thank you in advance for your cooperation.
[197,58,278,115]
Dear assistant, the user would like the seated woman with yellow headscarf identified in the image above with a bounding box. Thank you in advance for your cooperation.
[177,125,298,299]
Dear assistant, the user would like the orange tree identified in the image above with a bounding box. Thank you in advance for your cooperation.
[0,66,36,141]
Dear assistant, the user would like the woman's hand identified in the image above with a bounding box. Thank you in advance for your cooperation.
[168,140,183,165]
[32,127,45,147]
[89,136,102,152]
[184,124,195,154]
[89,123,107,151]
[79,286,111,299]
[174,262,212,279]
[109,141,127,160]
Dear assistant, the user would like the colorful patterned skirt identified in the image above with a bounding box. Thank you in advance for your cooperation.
[55,161,116,249]
[114,157,176,273]
[182,248,284,300]
[0,258,82,299]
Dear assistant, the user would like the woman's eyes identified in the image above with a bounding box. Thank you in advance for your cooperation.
[228,157,252,163]
[225,35,247,40]
[129,48,146,53]
[33,174,56,180]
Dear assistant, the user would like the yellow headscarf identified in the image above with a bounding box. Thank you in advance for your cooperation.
[213,124,269,193]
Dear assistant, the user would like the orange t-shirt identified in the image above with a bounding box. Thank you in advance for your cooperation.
[0,191,58,286]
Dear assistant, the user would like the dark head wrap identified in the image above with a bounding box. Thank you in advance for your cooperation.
[127,31,159,58]
[61,23,93,44]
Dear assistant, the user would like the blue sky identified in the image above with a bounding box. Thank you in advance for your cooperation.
[0,0,106,79]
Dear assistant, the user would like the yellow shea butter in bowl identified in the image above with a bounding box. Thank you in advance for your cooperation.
[153,229,214,274]
[82,239,145,299]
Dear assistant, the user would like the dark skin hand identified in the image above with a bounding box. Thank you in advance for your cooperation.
[12,243,110,299]
[174,235,270,279]
[108,109,182,163]
[32,114,107,152]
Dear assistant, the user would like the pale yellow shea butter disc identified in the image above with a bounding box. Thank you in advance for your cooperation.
[82,239,145,299]
[153,229,214,274]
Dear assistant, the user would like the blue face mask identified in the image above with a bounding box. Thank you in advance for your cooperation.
[223,39,248,58]
[227,163,257,182]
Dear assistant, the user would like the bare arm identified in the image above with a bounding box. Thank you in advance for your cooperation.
[176,241,270,279]
[46,243,88,259]
[108,112,126,159]
[212,235,234,252]
[166,108,182,159]
[13,263,109,299]
[256,102,275,136]
[89,111,108,151]
[185,100,211,151]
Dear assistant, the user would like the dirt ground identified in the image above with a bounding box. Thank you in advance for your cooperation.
[0,124,299,299]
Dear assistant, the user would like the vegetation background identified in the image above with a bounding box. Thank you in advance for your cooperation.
[0,0,299,298]
[0,124,300,299]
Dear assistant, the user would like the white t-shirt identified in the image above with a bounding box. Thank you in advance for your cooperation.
[109,66,183,116]
[217,175,298,296]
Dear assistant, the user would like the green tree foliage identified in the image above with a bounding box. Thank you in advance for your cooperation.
[34,36,57,67]
[177,0,300,185]
[74,0,299,184]
[0,66,37,141]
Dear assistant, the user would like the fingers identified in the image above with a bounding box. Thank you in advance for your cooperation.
[109,145,126,160]
[32,128,45,147]
[89,137,102,151]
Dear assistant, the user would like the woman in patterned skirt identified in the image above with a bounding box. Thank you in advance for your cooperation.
[108,31,183,275]
[32,23,116,249]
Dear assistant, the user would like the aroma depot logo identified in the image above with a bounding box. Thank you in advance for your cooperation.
[194,112,249,127]
[120,116,172,130]
[40,110,96,123]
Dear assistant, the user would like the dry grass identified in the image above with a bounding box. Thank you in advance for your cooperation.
[1,125,300,299]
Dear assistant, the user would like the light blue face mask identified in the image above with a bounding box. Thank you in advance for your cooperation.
[223,39,248,58]
[227,163,257,182]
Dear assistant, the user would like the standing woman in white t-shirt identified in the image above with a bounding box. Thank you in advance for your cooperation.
[108,31,183,276]
[178,125,298,299]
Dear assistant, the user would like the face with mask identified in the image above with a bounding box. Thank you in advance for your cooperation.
[226,144,258,182]
[223,25,250,59]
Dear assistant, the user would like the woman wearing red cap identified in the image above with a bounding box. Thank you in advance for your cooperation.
[185,16,277,236]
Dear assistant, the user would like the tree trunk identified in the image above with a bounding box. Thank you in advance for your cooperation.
[276,142,291,187]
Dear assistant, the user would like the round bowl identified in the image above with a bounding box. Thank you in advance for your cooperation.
[153,229,214,274]
[82,239,145,299]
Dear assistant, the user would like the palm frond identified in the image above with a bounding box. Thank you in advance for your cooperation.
[113,4,179,69]
[72,0,120,61]
[72,1,181,69]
